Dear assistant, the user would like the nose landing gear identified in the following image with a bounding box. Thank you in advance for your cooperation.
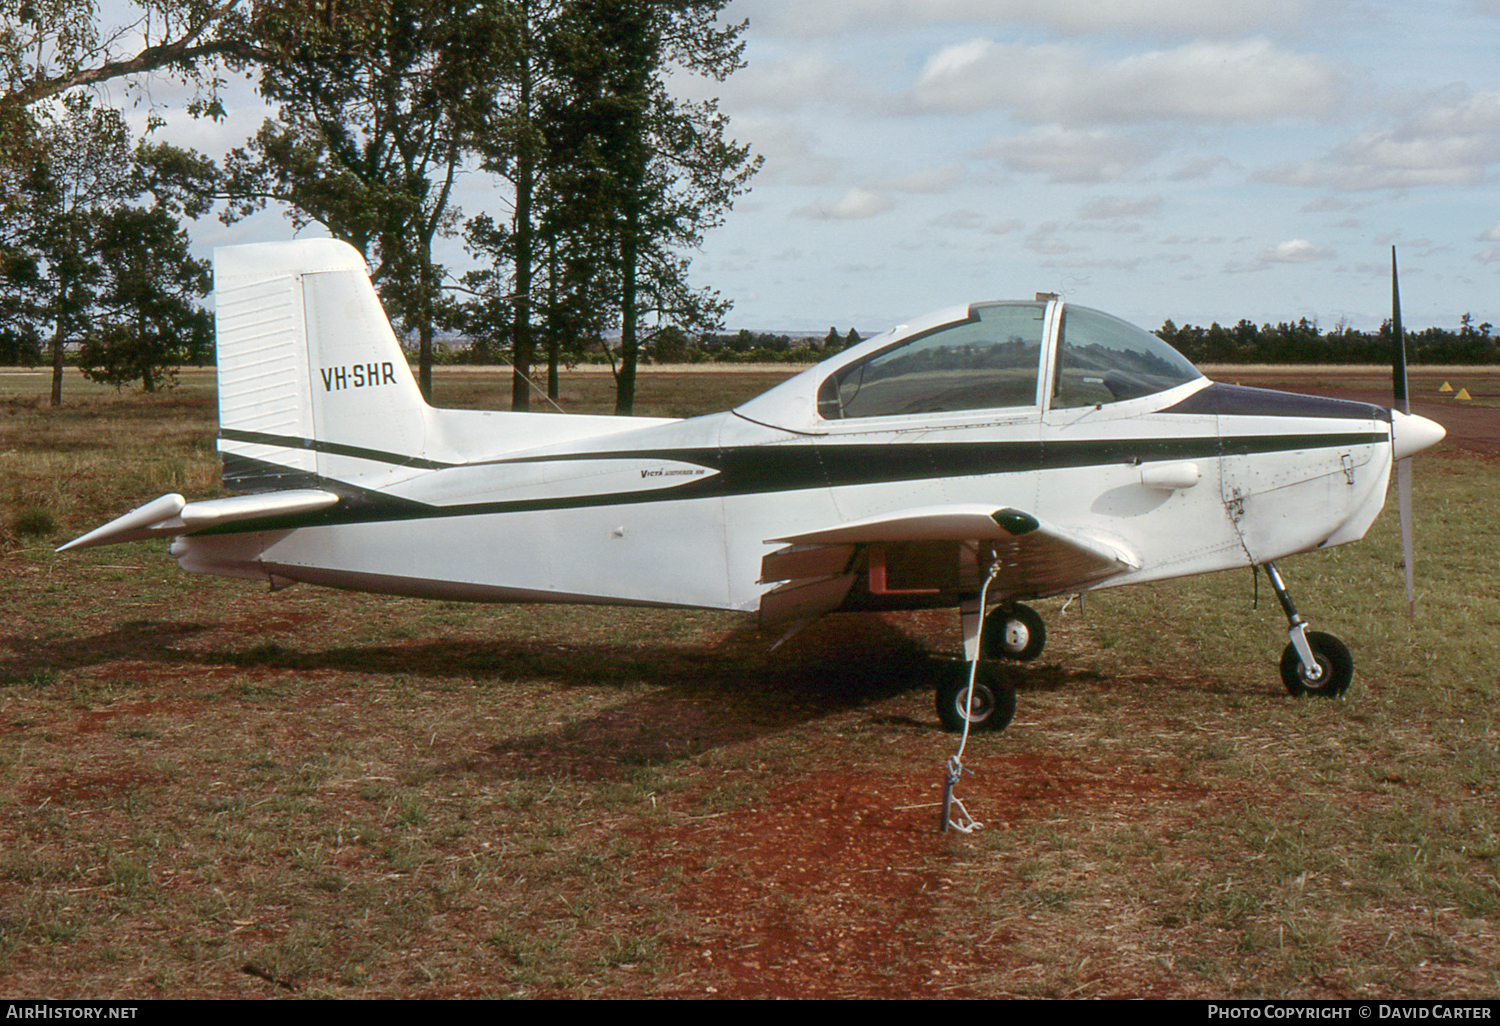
[1263,562,1353,698]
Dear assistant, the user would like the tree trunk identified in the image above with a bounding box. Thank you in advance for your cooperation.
[418,252,434,402]
[511,151,534,411]
[141,311,155,392]
[49,312,63,406]
[511,37,535,413]
[614,199,638,416]
[546,235,559,400]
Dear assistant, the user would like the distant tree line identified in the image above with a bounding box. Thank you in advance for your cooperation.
[1156,315,1500,366]
[640,326,863,364]
[1,0,760,411]
[449,325,863,365]
[636,316,1500,368]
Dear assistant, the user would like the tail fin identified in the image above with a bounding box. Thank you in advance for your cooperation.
[214,239,432,493]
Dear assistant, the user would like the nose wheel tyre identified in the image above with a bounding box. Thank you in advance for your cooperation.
[982,603,1046,662]
[1280,631,1353,698]
[936,664,1017,733]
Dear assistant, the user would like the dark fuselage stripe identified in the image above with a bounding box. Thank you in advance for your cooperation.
[203,428,1388,536]
[219,427,455,470]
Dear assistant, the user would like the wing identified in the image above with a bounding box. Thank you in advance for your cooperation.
[57,490,341,552]
[757,504,1140,627]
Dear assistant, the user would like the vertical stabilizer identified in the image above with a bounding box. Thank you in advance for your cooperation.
[214,240,431,493]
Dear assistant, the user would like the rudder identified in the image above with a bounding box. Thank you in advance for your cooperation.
[214,240,431,494]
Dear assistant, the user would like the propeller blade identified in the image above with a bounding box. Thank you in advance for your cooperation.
[1391,246,1417,620]
[1392,246,1409,416]
[1397,457,1415,620]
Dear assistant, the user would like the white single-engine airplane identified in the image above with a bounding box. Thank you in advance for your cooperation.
[62,240,1446,732]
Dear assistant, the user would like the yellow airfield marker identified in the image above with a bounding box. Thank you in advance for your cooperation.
[1455,387,1472,401]
[1439,381,1453,392]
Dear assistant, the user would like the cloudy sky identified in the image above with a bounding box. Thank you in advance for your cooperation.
[163,0,1500,338]
[667,0,1500,336]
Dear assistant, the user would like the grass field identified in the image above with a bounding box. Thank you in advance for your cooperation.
[1,366,1497,998]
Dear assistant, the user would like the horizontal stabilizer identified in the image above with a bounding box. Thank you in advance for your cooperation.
[58,490,340,552]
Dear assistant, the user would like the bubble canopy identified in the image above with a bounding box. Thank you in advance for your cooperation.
[735,300,1205,431]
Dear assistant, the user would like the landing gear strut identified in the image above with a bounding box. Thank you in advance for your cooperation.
[934,593,1030,734]
[935,585,1022,834]
[1263,561,1353,698]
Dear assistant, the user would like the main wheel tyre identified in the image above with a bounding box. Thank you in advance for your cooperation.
[1279,631,1353,698]
[936,664,1017,733]
[983,603,1046,662]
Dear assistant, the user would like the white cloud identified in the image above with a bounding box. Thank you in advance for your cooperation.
[977,126,1161,183]
[913,37,1342,125]
[887,163,966,194]
[1259,239,1334,263]
[1167,156,1229,181]
[711,51,871,113]
[1256,88,1500,191]
[1076,195,1165,220]
[1301,195,1364,213]
[1481,221,1500,242]
[1024,222,1077,255]
[728,117,841,186]
[928,209,983,230]
[1333,132,1494,187]
[740,0,1319,40]
[793,188,894,220]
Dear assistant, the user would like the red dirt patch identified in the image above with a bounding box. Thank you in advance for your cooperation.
[637,771,949,998]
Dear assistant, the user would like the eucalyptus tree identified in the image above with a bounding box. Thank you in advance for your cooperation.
[223,0,506,401]
[78,202,212,391]
[544,0,759,414]
[0,158,44,366]
[1,0,261,165]
[77,139,216,392]
[3,94,216,400]
[457,0,568,411]
[10,94,132,404]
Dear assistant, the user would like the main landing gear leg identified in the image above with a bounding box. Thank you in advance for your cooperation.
[937,590,1012,833]
[1263,561,1353,698]
[960,594,983,664]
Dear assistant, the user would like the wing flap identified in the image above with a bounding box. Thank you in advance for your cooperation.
[759,542,855,585]
[58,490,340,552]
[759,573,857,628]
[758,504,1139,625]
